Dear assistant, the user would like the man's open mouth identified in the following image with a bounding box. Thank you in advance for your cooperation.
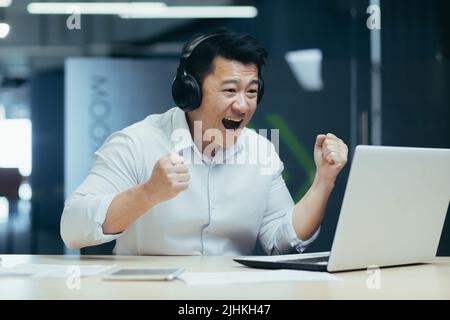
[222,117,243,130]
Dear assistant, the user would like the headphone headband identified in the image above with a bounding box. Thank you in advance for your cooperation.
[181,34,220,60]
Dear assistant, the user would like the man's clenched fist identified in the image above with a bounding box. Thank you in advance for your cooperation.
[144,152,190,204]
[314,133,348,184]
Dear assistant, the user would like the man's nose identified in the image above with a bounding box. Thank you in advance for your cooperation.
[231,93,250,114]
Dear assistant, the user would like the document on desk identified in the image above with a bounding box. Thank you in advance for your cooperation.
[178,269,340,285]
[0,263,115,278]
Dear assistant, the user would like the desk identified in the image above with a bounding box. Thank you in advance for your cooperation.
[0,255,449,299]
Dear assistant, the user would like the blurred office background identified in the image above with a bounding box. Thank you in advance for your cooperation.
[0,0,448,255]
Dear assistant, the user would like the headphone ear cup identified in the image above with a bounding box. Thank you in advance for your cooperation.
[172,73,202,112]
[172,76,187,109]
[257,77,264,104]
[184,73,202,111]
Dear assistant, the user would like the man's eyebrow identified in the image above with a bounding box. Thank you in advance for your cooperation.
[221,79,260,85]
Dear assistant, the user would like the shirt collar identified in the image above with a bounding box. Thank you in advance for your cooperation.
[170,107,245,163]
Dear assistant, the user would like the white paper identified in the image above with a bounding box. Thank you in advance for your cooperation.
[0,263,115,278]
[178,269,340,285]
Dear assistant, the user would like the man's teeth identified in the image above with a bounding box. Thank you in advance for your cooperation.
[222,117,243,130]
[224,117,242,122]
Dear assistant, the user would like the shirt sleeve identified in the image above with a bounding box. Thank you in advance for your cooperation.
[60,131,141,250]
[257,144,320,255]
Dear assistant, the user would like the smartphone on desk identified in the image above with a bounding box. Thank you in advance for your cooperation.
[102,267,184,281]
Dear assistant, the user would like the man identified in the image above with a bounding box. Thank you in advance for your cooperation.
[61,30,348,255]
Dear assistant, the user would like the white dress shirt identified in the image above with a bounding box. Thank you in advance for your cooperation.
[60,107,320,255]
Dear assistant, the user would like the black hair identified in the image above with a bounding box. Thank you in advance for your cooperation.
[181,28,268,87]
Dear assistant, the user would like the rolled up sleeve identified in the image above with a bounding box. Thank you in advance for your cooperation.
[278,208,321,253]
[258,145,320,255]
[60,131,141,250]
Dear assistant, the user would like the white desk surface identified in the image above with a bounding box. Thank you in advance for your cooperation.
[0,255,449,299]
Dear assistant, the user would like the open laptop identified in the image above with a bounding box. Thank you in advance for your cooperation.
[234,145,450,272]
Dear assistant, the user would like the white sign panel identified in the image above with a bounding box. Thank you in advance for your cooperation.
[65,58,177,197]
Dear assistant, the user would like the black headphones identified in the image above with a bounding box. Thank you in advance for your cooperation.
[172,33,264,112]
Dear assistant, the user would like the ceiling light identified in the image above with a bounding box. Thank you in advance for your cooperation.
[0,23,10,38]
[27,2,166,15]
[120,6,258,19]
[0,0,12,8]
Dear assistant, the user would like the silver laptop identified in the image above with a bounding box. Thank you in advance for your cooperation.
[234,145,450,272]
